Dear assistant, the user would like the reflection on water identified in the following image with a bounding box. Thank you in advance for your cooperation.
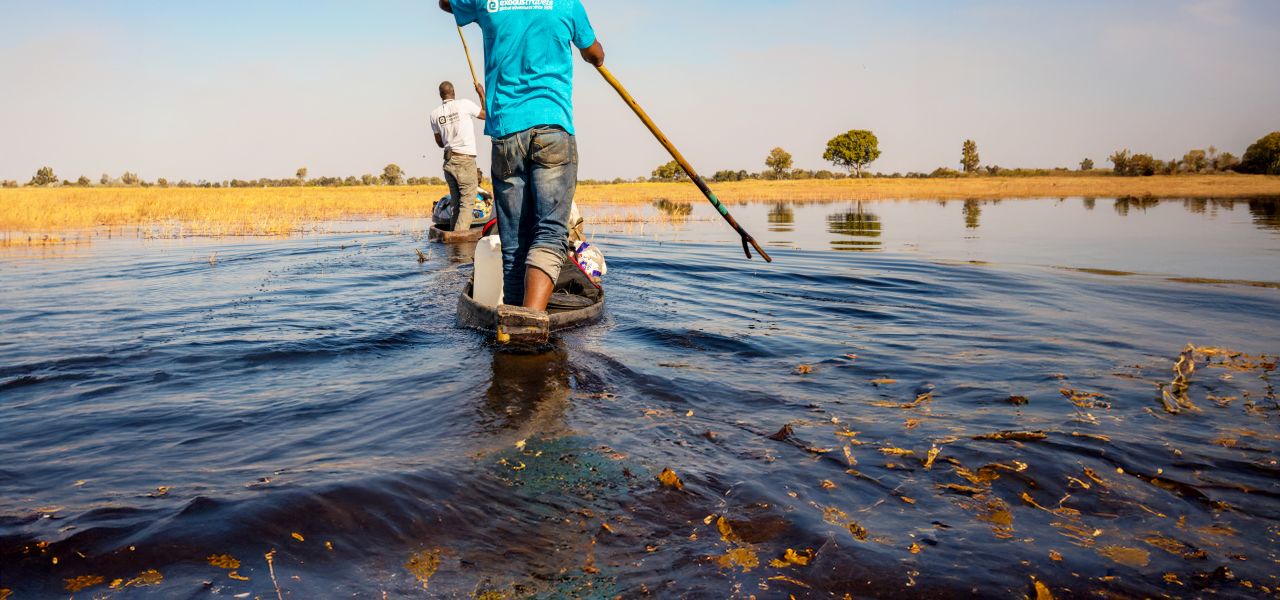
[482,344,571,435]
[652,198,693,220]
[767,203,794,232]
[826,203,882,252]
[1,195,1279,597]
[1114,195,1161,216]
[1250,198,1280,230]
[583,196,1280,282]
[963,199,982,230]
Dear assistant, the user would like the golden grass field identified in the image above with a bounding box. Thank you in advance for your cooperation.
[1,175,1278,239]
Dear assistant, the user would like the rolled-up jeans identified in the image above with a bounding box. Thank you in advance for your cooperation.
[491,125,577,306]
[443,150,479,232]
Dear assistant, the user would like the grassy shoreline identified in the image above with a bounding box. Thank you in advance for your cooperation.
[2,175,1278,237]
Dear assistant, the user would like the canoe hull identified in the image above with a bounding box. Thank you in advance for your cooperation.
[429,225,485,245]
[457,283,605,343]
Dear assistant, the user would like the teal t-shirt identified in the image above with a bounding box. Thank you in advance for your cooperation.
[452,0,596,138]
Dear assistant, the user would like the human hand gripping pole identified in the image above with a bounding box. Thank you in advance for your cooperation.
[595,66,772,263]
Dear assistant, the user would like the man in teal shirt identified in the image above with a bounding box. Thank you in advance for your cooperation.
[439,0,605,311]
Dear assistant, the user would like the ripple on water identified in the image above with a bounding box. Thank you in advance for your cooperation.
[1,201,1279,597]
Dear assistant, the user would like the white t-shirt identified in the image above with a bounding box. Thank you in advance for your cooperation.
[430,99,482,156]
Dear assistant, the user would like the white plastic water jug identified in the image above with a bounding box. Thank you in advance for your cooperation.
[473,235,504,307]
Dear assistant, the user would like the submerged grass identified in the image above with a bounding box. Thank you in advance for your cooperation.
[1,175,1277,237]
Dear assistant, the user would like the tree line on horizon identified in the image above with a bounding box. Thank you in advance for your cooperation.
[5,164,443,190]
[639,130,1280,184]
[7,132,1280,190]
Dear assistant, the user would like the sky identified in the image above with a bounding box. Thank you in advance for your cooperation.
[1,0,1278,182]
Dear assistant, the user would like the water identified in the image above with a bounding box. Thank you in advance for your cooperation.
[1,197,1278,598]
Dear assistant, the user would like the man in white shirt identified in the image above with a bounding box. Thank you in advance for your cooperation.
[430,81,486,231]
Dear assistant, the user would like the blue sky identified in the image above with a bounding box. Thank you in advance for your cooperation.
[1,0,1278,181]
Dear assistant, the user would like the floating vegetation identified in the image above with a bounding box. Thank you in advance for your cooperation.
[1060,388,1110,409]
[1032,577,1054,600]
[1143,535,1207,560]
[64,574,105,592]
[1162,345,1202,414]
[405,549,442,590]
[658,468,684,490]
[111,569,163,589]
[922,446,941,470]
[869,392,932,409]
[768,548,814,568]
[1097,545,1151,568]
[973,430,1048,442]
[715,547,760,572]
[767,423,794,441]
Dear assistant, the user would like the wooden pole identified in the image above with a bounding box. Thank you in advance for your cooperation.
[596,65,771,262]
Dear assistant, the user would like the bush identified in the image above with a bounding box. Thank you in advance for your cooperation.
[1110,150,1157,176]
[1240,132,1280,175]
[28,166,58,187]
[929,167,962,178]
[1,180,18,189]
[650,160,687,182]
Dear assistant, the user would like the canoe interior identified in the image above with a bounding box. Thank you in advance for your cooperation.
[457,257,605,334]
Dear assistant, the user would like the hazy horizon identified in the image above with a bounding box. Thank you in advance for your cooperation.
[2,0,1278,183]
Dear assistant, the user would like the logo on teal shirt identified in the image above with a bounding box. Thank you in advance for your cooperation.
[487,0,554,12]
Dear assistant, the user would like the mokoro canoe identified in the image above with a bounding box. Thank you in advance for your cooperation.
[429,219,497,244]
[457,258,604,346]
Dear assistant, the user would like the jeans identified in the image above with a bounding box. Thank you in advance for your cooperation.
[491,125,578,306]
[443,151,479,232]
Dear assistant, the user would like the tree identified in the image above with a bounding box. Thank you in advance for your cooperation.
[76,175,91,187]
[361,174,377,186]
[1215,152,1240,172]
[296,167,308,181]
[961,139,980,173]
[157,178,169,188]
[100,173,111,185]
[381,164,404,185]
[823,130,880,177]
[28,166,58,187]
[1080,158,1095,171]
[1128,154,1157,176]
[1181,149,1208,173]
[2,180,18,189]
[765,147,793,179]
[1240,131,1280,175]
[650,160,687,182]
[1109,150,1131,175]
[120,172,140,186]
